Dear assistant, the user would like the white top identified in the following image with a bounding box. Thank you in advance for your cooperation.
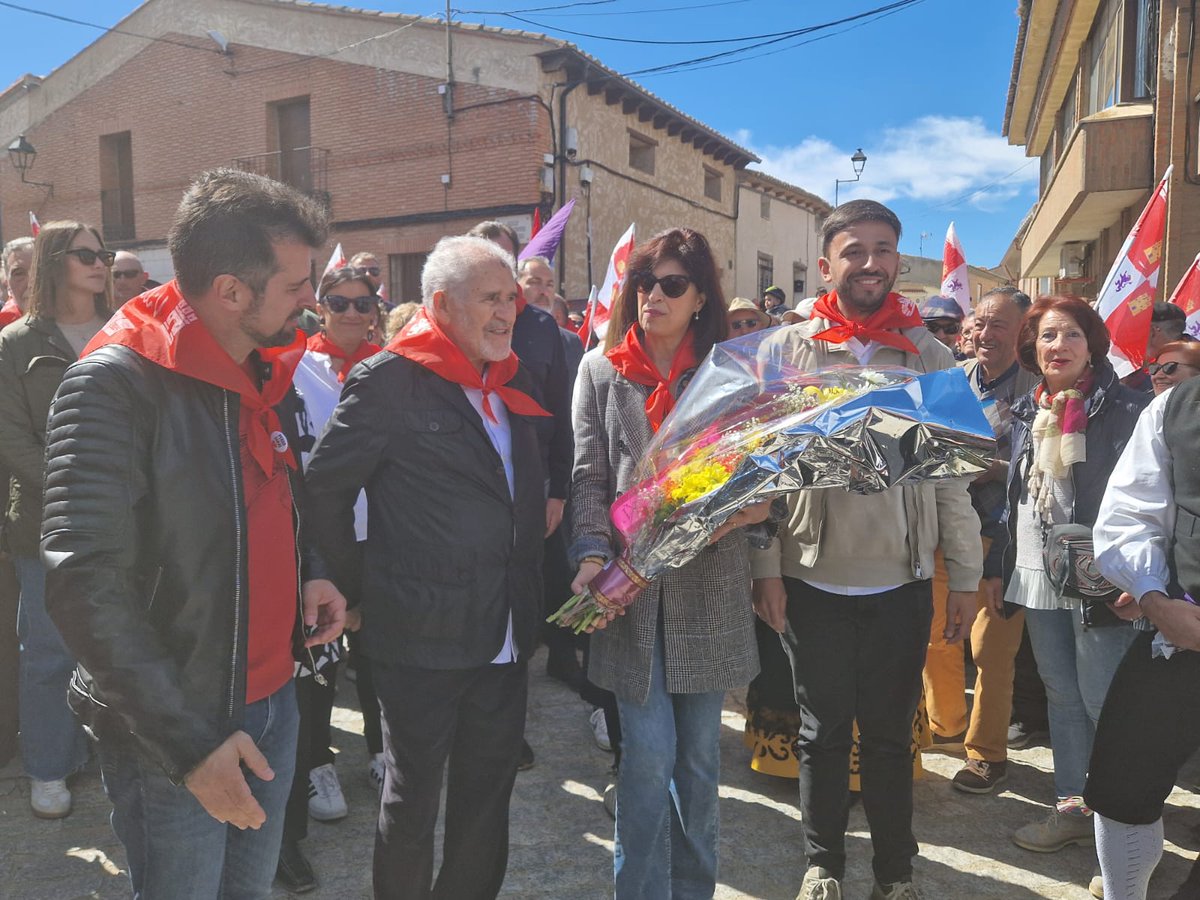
[293,350,369,542]
[845,337,883,365]
[461,382,518,665]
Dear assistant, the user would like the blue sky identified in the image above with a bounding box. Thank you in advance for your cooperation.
[0,0,1033,268]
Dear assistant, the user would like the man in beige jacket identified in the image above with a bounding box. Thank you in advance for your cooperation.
[752,200,982,900]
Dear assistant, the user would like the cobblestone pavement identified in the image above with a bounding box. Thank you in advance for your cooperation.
[2,648,1198,899]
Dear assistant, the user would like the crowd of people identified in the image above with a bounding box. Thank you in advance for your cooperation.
[0,170,1197,900]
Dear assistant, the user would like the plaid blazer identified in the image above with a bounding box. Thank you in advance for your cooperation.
[568,351,758,704]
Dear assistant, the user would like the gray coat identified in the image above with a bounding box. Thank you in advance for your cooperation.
[569,349,759,705]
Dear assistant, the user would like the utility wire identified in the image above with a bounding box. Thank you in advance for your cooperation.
[456,0,750,16]
[0,0,218,54]
[927,159,1037,211]
[455,0,616,11]
[230,20,421,75]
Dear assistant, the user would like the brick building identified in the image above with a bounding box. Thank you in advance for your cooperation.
[0,0,759,302]
[1001,0,1200,299]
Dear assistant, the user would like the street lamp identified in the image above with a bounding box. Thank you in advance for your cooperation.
[7,134,53,196]
[834,148,867,206]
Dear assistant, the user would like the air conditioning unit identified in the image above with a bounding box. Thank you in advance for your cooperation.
[1059,244,1085,279]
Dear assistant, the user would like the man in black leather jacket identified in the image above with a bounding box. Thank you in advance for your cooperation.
[40,169,346,899]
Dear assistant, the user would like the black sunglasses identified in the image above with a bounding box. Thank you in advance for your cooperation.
[633,273,692,299]
[112,269,143,280]
[926,321,961,336]
[357,266,382,278]
[1149,361,1195,376]
[730,317,761,330]
[323,295,376,314]
[61,248,116,267]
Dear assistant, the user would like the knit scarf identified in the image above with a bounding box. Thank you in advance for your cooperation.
[1028,368,1094,523]
[385,306,549,423]
[811,291,923,354]
[305,332,381,382]
[605,324,698,433]
[84,280,303,477]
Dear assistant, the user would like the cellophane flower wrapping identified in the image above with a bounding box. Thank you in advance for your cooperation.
[550,328,997,633]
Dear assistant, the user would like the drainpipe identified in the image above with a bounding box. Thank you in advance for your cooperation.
[557,69,583,291]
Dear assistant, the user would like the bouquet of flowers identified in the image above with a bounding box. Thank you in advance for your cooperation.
[550,329,996,633]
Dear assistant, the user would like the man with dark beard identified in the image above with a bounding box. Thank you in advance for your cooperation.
[753,200,982,900]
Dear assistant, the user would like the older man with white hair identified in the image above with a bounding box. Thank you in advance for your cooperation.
[111,250,150,304]
[305,235,549,900]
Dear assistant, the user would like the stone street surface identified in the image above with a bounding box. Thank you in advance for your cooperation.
[2,646,1199,899]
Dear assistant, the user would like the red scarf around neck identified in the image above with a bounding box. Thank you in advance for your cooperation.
[811,291,923,354]
[84,280,304,477]
[306,332,381,382]
[606,325,698,433]
[385,306,550,423]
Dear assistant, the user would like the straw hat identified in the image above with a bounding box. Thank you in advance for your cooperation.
[727,297,772,328]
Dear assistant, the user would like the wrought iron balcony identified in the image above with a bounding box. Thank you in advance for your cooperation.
[233,146,330,208]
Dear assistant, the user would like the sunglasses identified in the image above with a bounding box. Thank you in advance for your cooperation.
[1148,361,1196,376]
[323,295,376,314]
[633,273,692,299]
[357,266,382,278]
[112,269,143,280]
[61,248,116,267]
[730,317,761,330]
[926,321,961,336]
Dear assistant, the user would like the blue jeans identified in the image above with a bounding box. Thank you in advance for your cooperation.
[614,625,726,900]
[1024,608,1138,799]
[15,555,88,781]
[100,680,298,900]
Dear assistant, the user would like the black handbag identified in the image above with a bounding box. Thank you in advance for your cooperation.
[1042,523,1123,627]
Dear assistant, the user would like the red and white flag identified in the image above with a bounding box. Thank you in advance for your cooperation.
[584,223,635,343]
[28,212,39,236]
[940,222,971,316]
[321,242,347,280]
[1095,167,1171,377]
[1166,251,1200,341]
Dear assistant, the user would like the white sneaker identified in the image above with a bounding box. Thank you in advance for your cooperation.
[307,763,348,821]
[368,753,385,794]
[589,707,612,752]
[30,778,71,819]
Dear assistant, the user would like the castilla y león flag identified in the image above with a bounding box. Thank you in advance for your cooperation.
[1094,167,1171,377]
[1167,251,1200,340]
[584,222,635,342]
[940,222,971,316]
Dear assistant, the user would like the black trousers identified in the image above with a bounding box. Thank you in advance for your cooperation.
[282,667,339,843]
[373,659,527,900]
[1085,631,1200,824]
[780,577,932,884]
[0,557,18,766]
[349,632,383,756]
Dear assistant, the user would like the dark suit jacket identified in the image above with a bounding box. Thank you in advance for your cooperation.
[304,353,546,670]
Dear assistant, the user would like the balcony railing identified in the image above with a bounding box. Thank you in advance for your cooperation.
[233,146,330,208]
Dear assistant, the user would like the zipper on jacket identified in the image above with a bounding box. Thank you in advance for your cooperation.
[222,392,244,720]
[288,476,326,686]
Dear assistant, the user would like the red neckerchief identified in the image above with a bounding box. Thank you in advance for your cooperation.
[0,300,20,329]
[306,332,380,382]
[605,325,698,433]
[811,291,923,354]
[385,306,550,423]
[84,280,304,476]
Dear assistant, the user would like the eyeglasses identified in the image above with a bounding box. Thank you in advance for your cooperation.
[357,266,381,278]
[926,321,961,336]
[112,269,143,280]
[323,295,376,314]
[1148,361,1196,376]
[730,317,761,330]
[61,248,116,267]
[633,273,691,299]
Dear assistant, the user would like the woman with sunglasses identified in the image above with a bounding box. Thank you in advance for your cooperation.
[0,221,113,819]
[570,227,763,898]
[1148,340,1200,396]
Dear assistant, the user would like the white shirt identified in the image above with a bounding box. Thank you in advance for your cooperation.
[461,382,518,665]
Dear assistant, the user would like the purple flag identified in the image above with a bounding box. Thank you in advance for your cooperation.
[519,199,576,264]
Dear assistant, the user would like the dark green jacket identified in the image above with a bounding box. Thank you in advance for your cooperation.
[0,316,81,556]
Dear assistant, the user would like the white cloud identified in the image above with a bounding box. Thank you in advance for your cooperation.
[737,116,1037,210]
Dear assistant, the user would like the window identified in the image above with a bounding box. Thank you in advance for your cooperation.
[388,251,428,305]
[270,96,312,192]
[1086,0,1122,114]
[1131,0,1158,100]
[760,193,771,219]
[757,253,774,298]
[1057,75,1078,155]
[793,261,807,298]
[703,167,722,202]
[628,132,656,176]
[99,131,135,242]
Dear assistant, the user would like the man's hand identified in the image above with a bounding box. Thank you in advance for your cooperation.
[184,731,273,829]
[943,590,977,644]
[1141,591,1200,651]
[980,577,1004,614]
[709,501,772,545]
[1108,592,1144,622]
[752,577,788,634]
[545,498,565,538]
[301,578,347,648]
